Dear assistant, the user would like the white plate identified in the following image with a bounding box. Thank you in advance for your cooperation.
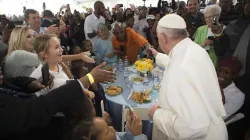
[129,74,144,84]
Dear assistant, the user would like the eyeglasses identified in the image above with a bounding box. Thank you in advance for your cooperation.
[205,14,218,19]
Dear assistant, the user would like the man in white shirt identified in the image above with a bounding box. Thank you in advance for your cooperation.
[24,9,58,35]
[148,14,228,140]
[217,57,245,119]
[133,6,149,39]
[84,1,105,51]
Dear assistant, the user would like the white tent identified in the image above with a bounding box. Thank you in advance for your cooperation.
[0,0,175,16]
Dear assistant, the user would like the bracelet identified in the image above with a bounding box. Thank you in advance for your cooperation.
[87,73,95,84]
[215,32,222,37]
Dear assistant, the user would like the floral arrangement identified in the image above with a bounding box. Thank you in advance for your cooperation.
[134,58,153,73]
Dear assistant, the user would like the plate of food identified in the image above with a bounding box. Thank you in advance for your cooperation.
[105,86,122,96]
[131,90,152,104]
[129,74,144,84]
[103,66,113,72]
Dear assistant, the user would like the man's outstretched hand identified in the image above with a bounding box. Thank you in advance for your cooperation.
[90,62,116,83]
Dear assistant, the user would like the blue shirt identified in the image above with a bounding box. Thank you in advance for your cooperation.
[95,34,117,64]
[116,128,148,140]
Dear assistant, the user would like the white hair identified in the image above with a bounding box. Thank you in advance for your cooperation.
[203,5,221,18]
[157,25,188,40]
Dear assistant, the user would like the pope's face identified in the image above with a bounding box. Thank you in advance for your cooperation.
[157,32,168,53]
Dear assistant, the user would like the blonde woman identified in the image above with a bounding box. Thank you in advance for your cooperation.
[95,23,117,64]
[4,26,40,77]
[29,34,86,91]
[5,26,94,78]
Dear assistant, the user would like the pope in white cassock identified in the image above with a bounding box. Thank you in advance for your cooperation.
[148,14,228,140]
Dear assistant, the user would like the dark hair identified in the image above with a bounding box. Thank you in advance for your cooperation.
[148,7,160,15]
[81,40,92,51]
[123,8,134,22]
[187,0,200,4]
[126,14,134,21]
[69,45,81,55]
[43,10,54,18]
[24,9,38,19]
[71,60,88,78]
[94,1,104,9]
[70,118,94,140]
[64,94,94,140]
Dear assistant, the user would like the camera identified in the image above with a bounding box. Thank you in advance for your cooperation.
[117,4,123,8]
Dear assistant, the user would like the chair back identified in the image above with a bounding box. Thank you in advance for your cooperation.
[121,106,150,131]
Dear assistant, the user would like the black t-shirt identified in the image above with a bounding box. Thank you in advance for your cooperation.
[183,12,205,37]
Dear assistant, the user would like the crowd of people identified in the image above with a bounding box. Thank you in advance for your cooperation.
[0,0,249,139]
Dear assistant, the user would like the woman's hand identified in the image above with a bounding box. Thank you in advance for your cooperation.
[90,62,116,83]
[78,52,95,63]
[83,51,91,56]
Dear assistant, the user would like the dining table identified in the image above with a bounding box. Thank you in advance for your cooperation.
[102,65,161,140]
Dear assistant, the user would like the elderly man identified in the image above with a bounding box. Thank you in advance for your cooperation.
[148,14,227,140]
[112,23,151,63]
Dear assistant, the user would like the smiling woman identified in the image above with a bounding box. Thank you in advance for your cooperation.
[30,34,74,90]
[4,26,41,77]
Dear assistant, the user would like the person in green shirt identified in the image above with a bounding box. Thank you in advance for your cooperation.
[194,5,225,67]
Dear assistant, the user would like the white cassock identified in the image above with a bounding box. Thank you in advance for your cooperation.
[152,38,228,140]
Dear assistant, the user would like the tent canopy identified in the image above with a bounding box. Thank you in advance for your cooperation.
[0,0,173,16]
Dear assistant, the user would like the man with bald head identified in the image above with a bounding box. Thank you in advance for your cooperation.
[84,1,105,51]
[112,23,151,63]
[148,14,227,140]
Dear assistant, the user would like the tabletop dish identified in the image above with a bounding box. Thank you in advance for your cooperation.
[105,86,122,96]
[131,90,152,103]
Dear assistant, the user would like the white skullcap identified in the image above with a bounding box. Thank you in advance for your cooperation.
[158,14,186,29]
[147,15,155,20]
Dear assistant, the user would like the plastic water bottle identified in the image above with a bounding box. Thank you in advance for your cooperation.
[143,73,149,86]
[137,55,140,60]
[153,73,160,90]
[112,63,117,73]
[118,59,124,72]
[124,56,129,67]
[124,67,129,78]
